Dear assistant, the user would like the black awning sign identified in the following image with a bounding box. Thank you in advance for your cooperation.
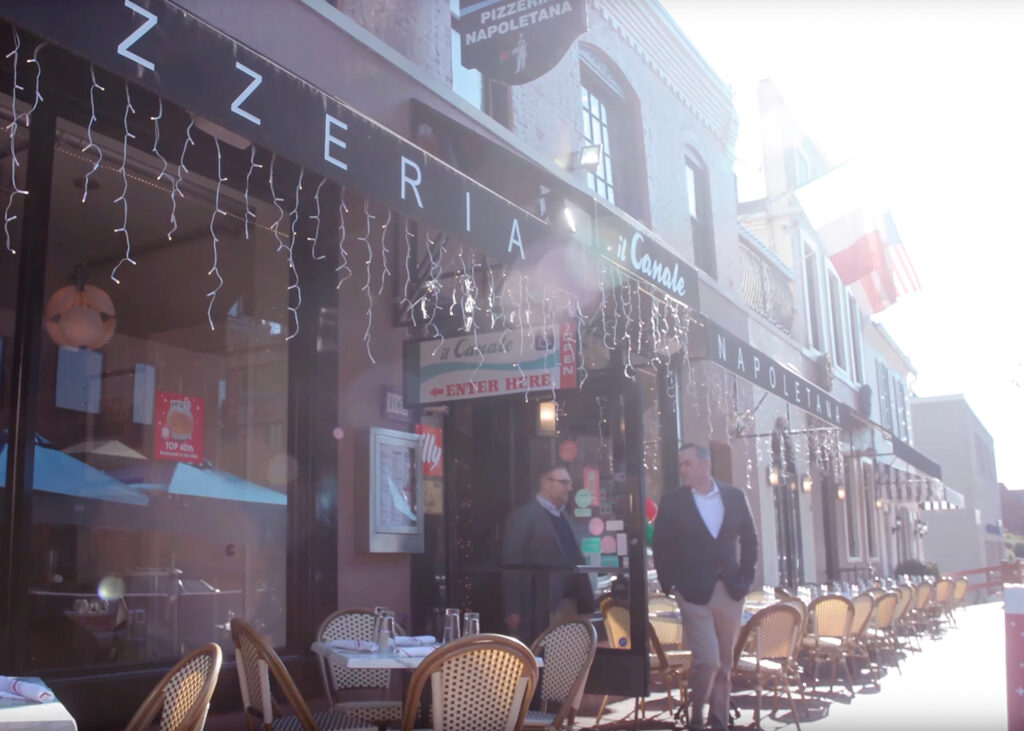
[0,0,546,266]
[704,322,848,428]
[458,0,588,85]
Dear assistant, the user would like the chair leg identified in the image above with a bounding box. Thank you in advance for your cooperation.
[595,695,609,724]
[784,681,802,731]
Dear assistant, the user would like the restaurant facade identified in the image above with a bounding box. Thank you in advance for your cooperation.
[0,1,954,727]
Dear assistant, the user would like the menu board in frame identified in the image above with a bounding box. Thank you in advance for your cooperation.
[367,427,425,553]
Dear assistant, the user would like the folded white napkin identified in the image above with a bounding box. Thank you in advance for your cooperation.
[395,645,435,658]
[327,639,378,653]
[0,677,53,703]
[394,635,437,647]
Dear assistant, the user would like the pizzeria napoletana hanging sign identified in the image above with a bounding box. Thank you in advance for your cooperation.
[457,0,588,84]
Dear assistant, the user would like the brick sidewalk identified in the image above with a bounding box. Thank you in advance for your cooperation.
[574,600,1006,730]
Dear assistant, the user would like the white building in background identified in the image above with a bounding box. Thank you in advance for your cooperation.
[914,395,1003,586]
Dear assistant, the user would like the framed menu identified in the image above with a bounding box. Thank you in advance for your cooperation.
[367,427,424,553]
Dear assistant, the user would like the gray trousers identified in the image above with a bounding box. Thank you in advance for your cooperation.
[673,581,744,726]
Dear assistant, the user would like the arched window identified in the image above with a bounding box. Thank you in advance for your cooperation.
[579,45,648,222]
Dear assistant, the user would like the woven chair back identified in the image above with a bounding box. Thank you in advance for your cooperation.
[231,618,318,730]
[952,577,969,602]
[317,609,391,694]
[531,618,597,720]
[400,633,538,731]
[733,603,801,666]
[851,594,875,638]
[648,594,684,648]
[914,582,933,611]
[808,595,853,639]
[934,578,953,603]
[125,643,222,731]
[872,592,899,630]
[781,596,808,640]
[602,601,632,650]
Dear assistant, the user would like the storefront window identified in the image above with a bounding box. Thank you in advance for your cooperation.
[24,117,288,669]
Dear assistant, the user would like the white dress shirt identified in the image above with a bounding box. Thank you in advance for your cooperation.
[692,481,724,538]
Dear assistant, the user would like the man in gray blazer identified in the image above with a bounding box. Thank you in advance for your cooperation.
[501,461,595,644]
[653,443,758,730]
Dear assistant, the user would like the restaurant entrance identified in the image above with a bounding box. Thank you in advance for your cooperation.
[410,352,679,696]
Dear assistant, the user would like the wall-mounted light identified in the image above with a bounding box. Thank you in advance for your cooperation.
[768,465,780,488]
[537,401,557,437]
[801,474,813,493]
[562,206,577,233]
[788,478,797,492]
[875,497,883,510]
[574,143,603,173]
[892,516,903,534]
[836,485,846,500]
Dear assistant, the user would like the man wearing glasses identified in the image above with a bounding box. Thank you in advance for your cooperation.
[502,461,595,643]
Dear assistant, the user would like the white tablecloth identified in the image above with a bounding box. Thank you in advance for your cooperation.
[310,642,544,669]
[0,678,76,731]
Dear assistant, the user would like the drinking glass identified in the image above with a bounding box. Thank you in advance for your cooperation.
[443,608,461,644]
[377,611,396,655]
[463,611,480,636]
[372,606,389,646]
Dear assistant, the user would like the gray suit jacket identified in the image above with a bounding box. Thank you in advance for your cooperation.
[501,498,594,641]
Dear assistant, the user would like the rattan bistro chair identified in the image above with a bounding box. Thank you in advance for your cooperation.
[801,595,856,695]
[523,618,597,730]
[125,643,222,731]
[399,633,538,731]
[847,593,878,687]
[731,603,803,731]
[862,591,900,673]
[316,609,404,728]
[230,618,375,731]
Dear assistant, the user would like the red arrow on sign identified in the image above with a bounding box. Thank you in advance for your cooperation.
[430,387,445,397]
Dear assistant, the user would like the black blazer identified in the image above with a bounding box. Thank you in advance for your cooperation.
[652,483,758,604]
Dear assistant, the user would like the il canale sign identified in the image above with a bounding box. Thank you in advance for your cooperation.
[404,324,577,406]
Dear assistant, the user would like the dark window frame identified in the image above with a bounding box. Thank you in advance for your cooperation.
[685,154,715,279]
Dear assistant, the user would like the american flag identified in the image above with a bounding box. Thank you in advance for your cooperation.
[795,161,921,314]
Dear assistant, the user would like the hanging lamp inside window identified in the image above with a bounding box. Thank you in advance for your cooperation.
[44,264,116,350]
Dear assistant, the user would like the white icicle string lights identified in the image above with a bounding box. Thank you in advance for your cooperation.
[377,207,391,296]
[243,145,261,240]
[19,40,45,127]
[308,177,326,261]
[205,135,226,330]
[81,65,105,205]
[284,167,303,342]
[358,200,376,363]
[267,153,286,251]
[3,29,28,254]
[572,298,588,389]
[167,119,194,240]
[150,97,170,186]
[400,217,415,314]
[110,81,137,284]
[335,187,352,288]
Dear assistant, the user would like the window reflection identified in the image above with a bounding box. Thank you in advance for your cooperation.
[24,118,288,669]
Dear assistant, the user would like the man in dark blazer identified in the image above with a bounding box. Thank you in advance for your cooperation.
[501,461,595,644]
[653,443,758,730]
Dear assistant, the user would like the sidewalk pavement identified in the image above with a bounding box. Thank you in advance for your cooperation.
[574,599,1006,730]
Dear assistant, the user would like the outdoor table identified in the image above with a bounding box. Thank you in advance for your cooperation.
[0,677,77,731]
[310,641,545,669]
